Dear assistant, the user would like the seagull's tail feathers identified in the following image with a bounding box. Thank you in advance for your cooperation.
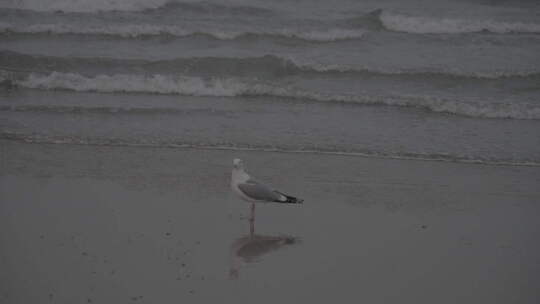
[274,191,304,204]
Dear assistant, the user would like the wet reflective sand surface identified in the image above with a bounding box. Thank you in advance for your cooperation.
[1,141,539,303]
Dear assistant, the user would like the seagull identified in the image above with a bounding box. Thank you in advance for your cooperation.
[231,158,303,233]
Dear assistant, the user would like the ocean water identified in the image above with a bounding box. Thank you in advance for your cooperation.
[1,0,539,165]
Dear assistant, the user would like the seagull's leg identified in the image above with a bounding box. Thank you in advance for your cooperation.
[249,203,255,237]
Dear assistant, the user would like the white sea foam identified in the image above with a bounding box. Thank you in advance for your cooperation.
[380,11,540,34]
[19,72,248,96]
[0,22,365,41]
[280,28,365,41]
[14,72,540,119]
[275,90,540,120]
[0,0,169,12]
[0,22,226,38]
[296,60,540,79]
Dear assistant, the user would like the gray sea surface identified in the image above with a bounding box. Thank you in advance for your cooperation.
[1,0,540,165]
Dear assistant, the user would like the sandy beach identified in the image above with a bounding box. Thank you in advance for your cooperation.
[1,140,539,303]
[1,1,540,302]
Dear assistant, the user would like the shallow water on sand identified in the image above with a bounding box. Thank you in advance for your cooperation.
[2,90,540,166]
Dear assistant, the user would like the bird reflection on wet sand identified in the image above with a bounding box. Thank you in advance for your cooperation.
[229,216,299,279]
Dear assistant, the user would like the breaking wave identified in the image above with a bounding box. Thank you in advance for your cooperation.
[3,7,539,40]
[380,11,540,34]
[0,0,170,12]
[18,72,248,96]
[4,71,540,120]
[0,0,277,15]
[0,104,231,115]
[2,51,539,80]
[0,22,366,42]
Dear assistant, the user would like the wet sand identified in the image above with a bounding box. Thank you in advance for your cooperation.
[1,140,539,303]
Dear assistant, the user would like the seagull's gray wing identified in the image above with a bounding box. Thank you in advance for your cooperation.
[237,179,282,202]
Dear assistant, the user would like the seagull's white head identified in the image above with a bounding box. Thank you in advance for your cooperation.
[233,158,245,171]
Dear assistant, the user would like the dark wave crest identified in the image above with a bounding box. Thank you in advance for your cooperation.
[149,1,276,17]
[2,50,538,80]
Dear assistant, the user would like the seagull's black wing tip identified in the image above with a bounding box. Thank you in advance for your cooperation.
[274,191,304,205]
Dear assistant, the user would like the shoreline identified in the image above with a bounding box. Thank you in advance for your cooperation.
[2,138,538,168]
